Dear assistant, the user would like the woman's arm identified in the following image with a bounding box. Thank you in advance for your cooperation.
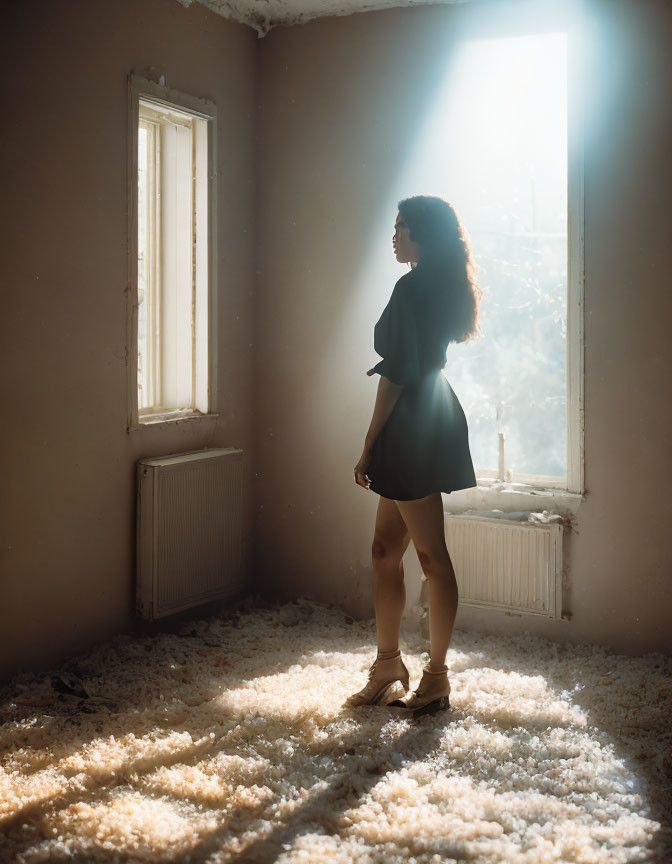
[364,375,403,448]
[354,375,404,489]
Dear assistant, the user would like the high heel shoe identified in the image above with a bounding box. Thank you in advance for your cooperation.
[343,649,410,708]
[388,664,451,716]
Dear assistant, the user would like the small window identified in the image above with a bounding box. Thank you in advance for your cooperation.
[128,76,216,427]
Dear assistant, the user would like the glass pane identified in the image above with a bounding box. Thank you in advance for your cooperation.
[137,125,148,410]
[399,31,568,480]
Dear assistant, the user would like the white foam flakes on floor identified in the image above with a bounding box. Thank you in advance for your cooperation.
[0,597,670,863]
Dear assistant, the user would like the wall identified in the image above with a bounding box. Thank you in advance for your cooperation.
[255,0,672,654]
[0,0,257,681]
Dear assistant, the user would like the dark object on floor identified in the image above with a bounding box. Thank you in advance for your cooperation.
[51,673,89,700]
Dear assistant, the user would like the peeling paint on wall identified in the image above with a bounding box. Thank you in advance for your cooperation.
[184,0,470,37]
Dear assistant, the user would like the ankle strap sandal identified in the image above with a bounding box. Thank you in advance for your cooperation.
[343,649,410,708]
[388,664,451,716]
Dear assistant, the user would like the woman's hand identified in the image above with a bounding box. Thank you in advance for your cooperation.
[354,443,373,490]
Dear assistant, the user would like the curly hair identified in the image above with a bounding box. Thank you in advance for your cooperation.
[397,194,482,343]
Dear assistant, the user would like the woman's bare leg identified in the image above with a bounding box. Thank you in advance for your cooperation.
[394,493,457,671]
[372,495,411,654]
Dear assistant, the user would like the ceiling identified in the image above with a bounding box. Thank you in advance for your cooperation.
[175,0,469,38]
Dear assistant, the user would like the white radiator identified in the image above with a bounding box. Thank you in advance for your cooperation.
[136,448,244,620]
[445,515,564,619]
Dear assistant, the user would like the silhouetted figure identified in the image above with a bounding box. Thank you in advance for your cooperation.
[348,194,482,714]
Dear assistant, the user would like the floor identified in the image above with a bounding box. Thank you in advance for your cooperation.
[1,597,670,863]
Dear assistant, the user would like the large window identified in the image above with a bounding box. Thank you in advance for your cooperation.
[397,30,583,493]
[128,77,217,427]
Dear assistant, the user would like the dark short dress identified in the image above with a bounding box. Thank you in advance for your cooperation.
[366,261,478,501]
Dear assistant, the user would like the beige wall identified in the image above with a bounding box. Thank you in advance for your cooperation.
[0,0,257,681]
[255,0,672,655]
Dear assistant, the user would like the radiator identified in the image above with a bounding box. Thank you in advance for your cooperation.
[136,448,244,620]
[445,515,564,619]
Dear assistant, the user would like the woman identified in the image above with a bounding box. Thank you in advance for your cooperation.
[346,194,482,714]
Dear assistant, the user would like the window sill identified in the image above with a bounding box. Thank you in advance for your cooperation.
[128,411,219,432]
[442,476,584,521]
[476,477,583,500]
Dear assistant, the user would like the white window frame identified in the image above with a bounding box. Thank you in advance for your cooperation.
[445,27,585,516]
[126,74,218,429]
